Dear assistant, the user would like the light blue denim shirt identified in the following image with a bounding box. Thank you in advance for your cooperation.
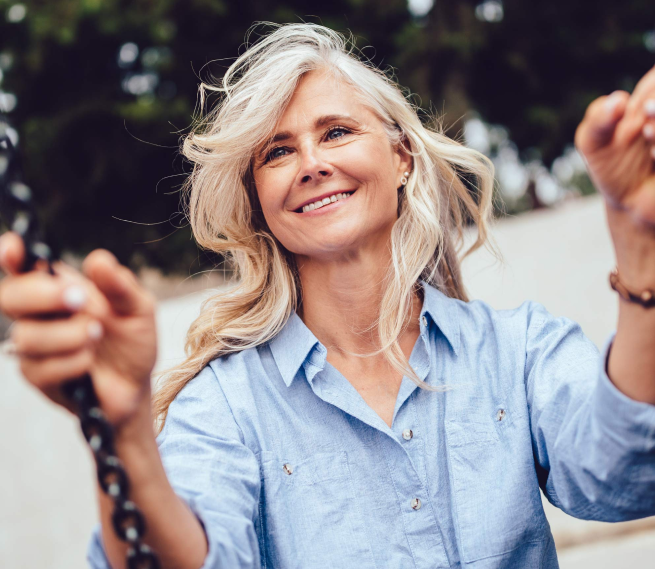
[87,280,655,568]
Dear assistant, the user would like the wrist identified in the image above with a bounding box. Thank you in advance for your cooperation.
[605,199,655,289]
[110,405,163,490]
[113,391,156,449]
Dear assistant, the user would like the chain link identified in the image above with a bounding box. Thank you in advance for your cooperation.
[0,117,160,569]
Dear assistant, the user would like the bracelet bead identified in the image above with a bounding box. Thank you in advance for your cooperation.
[609,268,655,308]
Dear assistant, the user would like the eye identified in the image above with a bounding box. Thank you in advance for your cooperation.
[325,126,351,141]
[265,146,291,163]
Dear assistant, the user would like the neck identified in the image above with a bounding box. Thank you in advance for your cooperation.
[295,247,422,358]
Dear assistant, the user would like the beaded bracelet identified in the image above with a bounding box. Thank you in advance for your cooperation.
[609,268,655,308]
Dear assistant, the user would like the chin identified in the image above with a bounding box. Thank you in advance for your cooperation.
[288,234,360,259]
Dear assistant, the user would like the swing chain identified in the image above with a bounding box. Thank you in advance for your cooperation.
[0,119,160,569]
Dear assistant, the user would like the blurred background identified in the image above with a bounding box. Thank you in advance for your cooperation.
[1,0,654,275]
[1,0,655,567]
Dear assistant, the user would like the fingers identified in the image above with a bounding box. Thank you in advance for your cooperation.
[10,312,103,357]
[0,250,121,323]
[575,91,630,154]
[618,65,655,144]
[625,63,655,117]
[646,98,655,119]
[0,269,91,319]
[644,100,655,160]
[0,232,152,319]
[0,231,26,276]
[19,347,95,389]
[10,311,101,394]
[82,249,154,317]
[604,91,630,123]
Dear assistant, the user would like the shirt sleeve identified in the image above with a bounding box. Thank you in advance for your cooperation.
[86,363,262,569]
[525,302,655,522]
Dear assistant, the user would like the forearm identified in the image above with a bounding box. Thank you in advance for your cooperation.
[97,404,208,569]
[605,201,655,404]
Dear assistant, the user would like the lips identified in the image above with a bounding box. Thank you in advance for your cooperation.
[294,189,357,212]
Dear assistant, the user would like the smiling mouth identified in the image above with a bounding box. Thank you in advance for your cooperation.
[295,190,356,213]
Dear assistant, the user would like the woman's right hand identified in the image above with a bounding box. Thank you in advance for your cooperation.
[0,231,158,430]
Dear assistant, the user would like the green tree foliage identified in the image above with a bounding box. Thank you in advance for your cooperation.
[405,0,654,165]
[0,0,412,273]
[0,0,653,273]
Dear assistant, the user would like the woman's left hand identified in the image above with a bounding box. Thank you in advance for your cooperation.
[575,64,655,226]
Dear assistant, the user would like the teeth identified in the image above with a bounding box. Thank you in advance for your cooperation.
[302,192,352,213]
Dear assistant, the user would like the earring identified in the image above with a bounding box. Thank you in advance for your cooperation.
[400,171,409,185]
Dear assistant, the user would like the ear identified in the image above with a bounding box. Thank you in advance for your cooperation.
[395,136,413,185]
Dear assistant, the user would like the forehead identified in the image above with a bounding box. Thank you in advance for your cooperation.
[275,68,378,129]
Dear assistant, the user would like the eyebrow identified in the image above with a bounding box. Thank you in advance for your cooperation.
[258,114,363,157]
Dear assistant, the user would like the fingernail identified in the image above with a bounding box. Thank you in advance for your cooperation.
[645,99,655,118]
[87,320,103,341]
[605,92,622,115]
[0,339,18,356]
[63,285,87,311]
[644,124,655,140]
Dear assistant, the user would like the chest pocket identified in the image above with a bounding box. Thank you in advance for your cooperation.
[445,418,549,563]
[258,450,376,569]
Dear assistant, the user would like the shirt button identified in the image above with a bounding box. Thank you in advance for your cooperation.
[496,409,506,422]
[421,315,428,327]
[411,498,422,510]
[282,463,293,475]
[402,429,414,440]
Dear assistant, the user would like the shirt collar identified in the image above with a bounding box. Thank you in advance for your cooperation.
[267,279,460,387]
[268,309,322,387]
[418,278,461,357]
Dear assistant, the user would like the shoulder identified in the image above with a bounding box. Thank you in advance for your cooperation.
[452,294,599,376]
[455,293,573,337]
[206,345,267,390]
[423,279,547,329]
[173,345,263,396]
[447,291,550,342]
[435,285,590,362]
[160,346,265,438]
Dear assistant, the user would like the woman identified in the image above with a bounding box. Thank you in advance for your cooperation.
[1,23,655,569]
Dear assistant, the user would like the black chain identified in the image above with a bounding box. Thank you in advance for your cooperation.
[0,117,160,569]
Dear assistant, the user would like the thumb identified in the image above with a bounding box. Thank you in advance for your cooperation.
[82,249,150,316]
[576,91,630,154]
[0,231,26,276]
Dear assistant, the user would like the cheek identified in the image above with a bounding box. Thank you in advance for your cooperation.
[254,170,293,221]
[338,138,398,188]
[341,148,400,214]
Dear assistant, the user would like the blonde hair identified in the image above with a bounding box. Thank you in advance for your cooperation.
[152,22,497,433]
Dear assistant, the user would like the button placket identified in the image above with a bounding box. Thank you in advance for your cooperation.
[377,433,445,562]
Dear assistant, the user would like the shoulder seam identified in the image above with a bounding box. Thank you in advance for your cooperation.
[208,361,249,446]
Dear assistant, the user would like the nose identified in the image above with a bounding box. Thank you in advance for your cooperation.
[296,143,333,185]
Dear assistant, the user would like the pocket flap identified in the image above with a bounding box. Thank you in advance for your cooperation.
[446,420,499,448]
[260,450,350,486]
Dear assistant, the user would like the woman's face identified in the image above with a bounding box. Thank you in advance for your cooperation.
[252,69,411,263]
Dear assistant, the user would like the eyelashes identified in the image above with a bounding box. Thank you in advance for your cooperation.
[263,125,353,164]
[265,146,291,162]
[324,125,351,141]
